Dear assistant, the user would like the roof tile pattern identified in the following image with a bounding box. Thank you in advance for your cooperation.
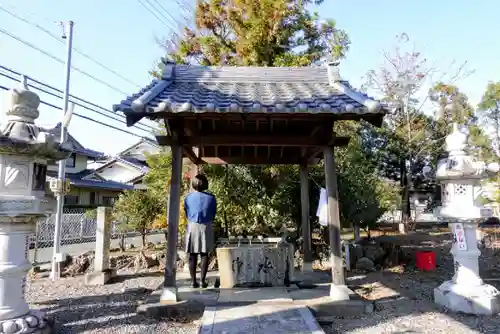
[113,63,387,124]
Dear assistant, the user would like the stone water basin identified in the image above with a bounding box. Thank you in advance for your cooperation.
[216,242,293,288]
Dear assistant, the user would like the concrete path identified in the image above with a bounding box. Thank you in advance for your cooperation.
[198,287,325,334]
[29,233,165,264]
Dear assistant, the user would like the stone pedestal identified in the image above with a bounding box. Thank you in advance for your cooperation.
[85,207,116,285]
[434,222,500,315]
[0,218,52,333]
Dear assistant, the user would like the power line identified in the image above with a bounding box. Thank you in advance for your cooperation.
[0,70,154,134]
[0,65,156,132]
[0,84,151,139]
[0,27,130,96]
[150,0,184,27]
[136,0,179,35]
[0,5,141,89]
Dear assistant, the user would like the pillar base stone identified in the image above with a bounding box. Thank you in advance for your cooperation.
[0,309,53,334]
[301,262,313,272]
[84,269,116,286]
[434,280,500,315]
[160,287,178,303]
[330,284,350,301]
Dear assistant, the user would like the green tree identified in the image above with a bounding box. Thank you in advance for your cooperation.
[333,122,399,239]
[156,0,350,69]
[478,82,500,161]
[143,150,192,240]
[429,83,495,161]
[112,190,163,247]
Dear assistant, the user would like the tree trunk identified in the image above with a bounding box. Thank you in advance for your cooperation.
[119,234,126,252]
[399,160,410,234]
[353,224,361,242]
[141,233,146,247]
[164,230,168,242]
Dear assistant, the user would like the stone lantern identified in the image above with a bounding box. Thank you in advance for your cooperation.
[432,123,500,315]
[0,80,72,333]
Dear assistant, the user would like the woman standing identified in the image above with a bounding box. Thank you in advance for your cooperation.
[184,174,217,288]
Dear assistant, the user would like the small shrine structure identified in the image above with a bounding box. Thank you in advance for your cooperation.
[432,123,500,314]
[113,60,389,301]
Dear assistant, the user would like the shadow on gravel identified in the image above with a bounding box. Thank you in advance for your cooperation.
[108,270,164,283]
[36,286,204,333]
[317,230,500,333]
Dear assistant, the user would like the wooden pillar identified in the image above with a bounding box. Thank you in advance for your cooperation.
[161,145,183,302]
[323,146,349,300]
[300,164,313,272]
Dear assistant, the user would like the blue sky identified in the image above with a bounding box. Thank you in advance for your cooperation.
[0,0,497,154]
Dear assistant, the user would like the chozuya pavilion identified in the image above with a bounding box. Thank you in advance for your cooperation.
[113,59,389,302]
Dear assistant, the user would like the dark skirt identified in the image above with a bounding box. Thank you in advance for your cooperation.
[185,222,214,253]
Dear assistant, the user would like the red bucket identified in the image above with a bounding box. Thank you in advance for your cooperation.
[415,251,436,271]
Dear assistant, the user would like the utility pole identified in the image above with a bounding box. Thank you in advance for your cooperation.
[51,21,74,281]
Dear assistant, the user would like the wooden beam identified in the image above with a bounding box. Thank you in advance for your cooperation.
[300,164,313,271]
[156,134,333,147]
[200,156,310,165]
[162,145,183,301]
[305,136,350,163]
[183,146,202,164]
[153,112,385,126]
[323,146,346,291]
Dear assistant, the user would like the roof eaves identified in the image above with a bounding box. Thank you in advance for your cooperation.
[325,62,382,113]
[117,157,149,172]
[114,62,176,126]
[95,156,148,174]
[117,137,161,157]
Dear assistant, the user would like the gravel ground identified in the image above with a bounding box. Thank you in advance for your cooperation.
[26,269,200,334]
[322,231,500,334]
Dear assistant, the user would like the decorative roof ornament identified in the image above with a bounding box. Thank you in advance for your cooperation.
[436,123,499,181]
[0,79,72,159]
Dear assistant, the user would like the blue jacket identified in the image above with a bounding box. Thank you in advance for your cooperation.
[184,191,217,224]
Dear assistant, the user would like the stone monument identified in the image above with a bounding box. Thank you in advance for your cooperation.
[0,79,72,333]
[432,123,500,315]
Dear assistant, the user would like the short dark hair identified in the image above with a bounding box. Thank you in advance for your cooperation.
[192,174,209,191]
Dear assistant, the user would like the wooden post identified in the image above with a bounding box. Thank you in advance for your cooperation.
[323,146,349,300]
[300,164,313,272]
[161,145,183,302]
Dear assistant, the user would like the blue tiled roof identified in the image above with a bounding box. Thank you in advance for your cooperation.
[47,170,133,191]
[113,62,387,126]
[73,147,105,159]
[52,123,105,159]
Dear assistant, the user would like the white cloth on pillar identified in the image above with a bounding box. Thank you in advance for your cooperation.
[316,187,328,226]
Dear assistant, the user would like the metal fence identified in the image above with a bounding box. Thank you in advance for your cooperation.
[31,208,98,248]
[29,207,146,263]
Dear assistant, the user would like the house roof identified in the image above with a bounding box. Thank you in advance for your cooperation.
[52,123,106,159]
[95,156,150,173]
[117,137,161,157]
[113,62,387,126]
[47,170,133,191]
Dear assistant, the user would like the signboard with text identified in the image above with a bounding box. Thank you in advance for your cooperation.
[452,223,467,251]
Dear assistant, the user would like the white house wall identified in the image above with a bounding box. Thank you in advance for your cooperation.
[96,162,143,184]
[67,188,122,206]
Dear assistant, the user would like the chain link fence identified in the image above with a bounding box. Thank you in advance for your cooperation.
[29,207,146,264]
